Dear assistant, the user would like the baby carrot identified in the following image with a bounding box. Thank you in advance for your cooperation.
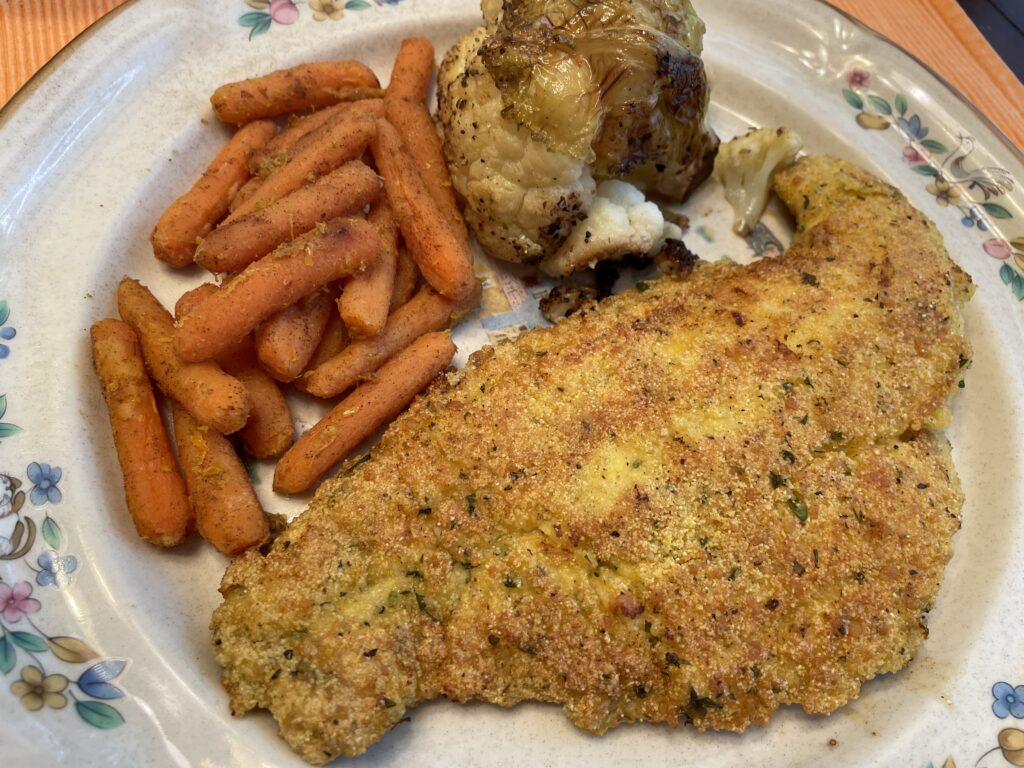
[385,37,435,104]
[301,307,350,376]
[211,61,380,124]
[174,217,379,364]
[196,160,382,273]
[249,98,383,177]
[175,284,293,458]
[150,120,276,267]
[390,244,420,312]
[274,331,455,494]
[225,108,378,223]
[384,97,468,246]
[171,402,269,556]
[90,319,192,547]
[371,119,477,302]
[339,197,397,338]
[255,286,335,382]
[117,278,251,434]
[301,285,457,398]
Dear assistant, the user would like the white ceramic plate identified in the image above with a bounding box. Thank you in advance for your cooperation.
[1,0,1023,765]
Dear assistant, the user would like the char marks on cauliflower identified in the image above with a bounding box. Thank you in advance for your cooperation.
[437,0,718,268]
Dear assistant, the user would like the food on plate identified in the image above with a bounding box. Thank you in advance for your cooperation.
[384,95,468,246]
[225,104,380,223]
[118,278,252,435]
[300,285,472,398]
[714,126,804,235]
[370,120,477,302]
[436,0,717,269]
[385,36,436,104]
[540,179,684,276]
[255,286,336,383]
[172,402,270,556]
[90,319,193,547]
[274,331,457,494]
[173,217,379,364]
[151,120,277,267]
[175,283,294,459]
[340,198,399,338]
[93,39,484,552]
[195,160,382,273]
[211,155,971,761]
[210,60,381,124]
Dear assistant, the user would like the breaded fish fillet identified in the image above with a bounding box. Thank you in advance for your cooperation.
[212,156,972,763]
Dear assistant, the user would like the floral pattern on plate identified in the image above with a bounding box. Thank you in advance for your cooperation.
[1,454,127,730]
[842,69,1024,301]
[239,0,404,38]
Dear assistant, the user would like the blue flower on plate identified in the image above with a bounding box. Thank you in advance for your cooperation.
[27,462,62,505]
[0,300,14,359]
[896,114,929,141]
[993,682,1024,719]
[36,550,78,588]
[960,206,990,231]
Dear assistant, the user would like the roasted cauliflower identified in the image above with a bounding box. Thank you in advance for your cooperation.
[437,0,717,269]
[714,126,804,235]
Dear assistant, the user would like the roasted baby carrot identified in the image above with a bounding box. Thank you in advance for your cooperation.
[339,198,397,338]
[301,285,459,398]
[175,284,293,458]
[171,402,269,556]
[174,217,379,363]
[150,120,276,267]
[225,110,378,223]
[274,331,455,494]
[255,286,335,382]
[384,97,468,246]
[390,244,420,312]
[371,119,477,302]
[211,61,380,124]
[249,98,383,178]
[302,307,350,376]
[196,160,382,273]
[385,37,435,104]
[117,278,251,434]
[90,319,192,547]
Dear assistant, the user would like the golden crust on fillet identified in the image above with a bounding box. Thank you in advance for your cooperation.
[212,156,972,763]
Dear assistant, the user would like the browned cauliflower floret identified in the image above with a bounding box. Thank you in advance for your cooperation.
[437,0,717,270]
[437,29,596,263]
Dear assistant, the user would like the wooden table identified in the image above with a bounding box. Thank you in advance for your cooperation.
[0,0,1022,152]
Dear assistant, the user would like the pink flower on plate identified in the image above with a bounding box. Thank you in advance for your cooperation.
[269,0,299,24]
[902,146,929,165]
[0,581,41,623]
[983,239,1013,260]
[846,69,870,90]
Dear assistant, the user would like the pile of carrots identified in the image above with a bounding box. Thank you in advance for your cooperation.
[90,38,479,557]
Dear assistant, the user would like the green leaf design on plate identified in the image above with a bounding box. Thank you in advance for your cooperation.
[912,165,939,177]
[238,10,269,25]
[1001,263,1015,284]
[0,300,9,327]
[346,0,372,8]
[0,394,6,419]
[0,423,22,438]
[894,94,908,116]
[842,89,864,110]
[42,516,62,551]
[76,700,125,730]
[48,636,99,664]
[0,635,15,674]
[1014,274,1024,301]
[920,139,948,154]
[983,202,1012,219]
[867,95,891,115]
[9,631,48,653]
